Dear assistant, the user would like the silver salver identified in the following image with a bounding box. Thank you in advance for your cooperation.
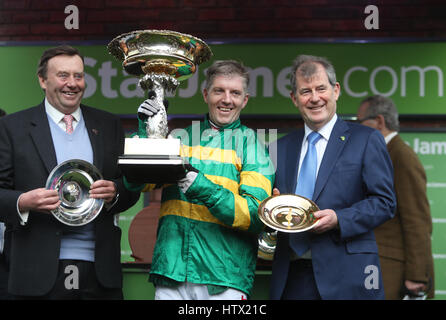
[45,159,104,226]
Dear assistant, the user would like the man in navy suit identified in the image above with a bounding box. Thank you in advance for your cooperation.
[269,55,396,300]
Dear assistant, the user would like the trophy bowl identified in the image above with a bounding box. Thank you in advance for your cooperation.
[258,194,320,233]
[46,159,104,226]
[107,29,213,86]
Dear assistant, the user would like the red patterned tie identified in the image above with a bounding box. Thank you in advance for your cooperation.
[63,114,74,134]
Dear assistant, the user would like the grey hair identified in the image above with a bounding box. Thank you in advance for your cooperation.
[205,60,249,92]
[290,54,337,94]
[360,95,400,131]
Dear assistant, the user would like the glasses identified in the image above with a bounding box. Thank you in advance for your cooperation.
[356,115,377,124]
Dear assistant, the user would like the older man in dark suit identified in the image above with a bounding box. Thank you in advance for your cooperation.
[0,45,139,299]
[270,55,396,300]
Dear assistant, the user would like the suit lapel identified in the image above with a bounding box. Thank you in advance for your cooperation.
[29,103,58,174]
[313,118,349,201]
[81,106,103,171]
[285,130,304,193]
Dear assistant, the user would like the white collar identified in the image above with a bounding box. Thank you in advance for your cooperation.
[384,131,398,144]
[44,98,81,124]
[303,113,338,141]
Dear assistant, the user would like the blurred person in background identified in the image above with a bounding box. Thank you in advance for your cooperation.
[357,95,434,299]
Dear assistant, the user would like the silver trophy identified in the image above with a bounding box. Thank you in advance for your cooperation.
[107,30,212,183]
[46,159,104,226]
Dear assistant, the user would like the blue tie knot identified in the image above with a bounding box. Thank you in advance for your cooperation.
[308,131,322,145]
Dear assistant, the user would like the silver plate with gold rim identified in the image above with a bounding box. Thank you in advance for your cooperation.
[258,194,319,233]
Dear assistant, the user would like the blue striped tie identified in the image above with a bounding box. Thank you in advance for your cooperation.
[290,131,322,256]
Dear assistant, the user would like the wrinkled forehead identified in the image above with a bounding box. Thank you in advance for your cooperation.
[296,63,331,87]
[47,54,84,73]
[209,74,247,91]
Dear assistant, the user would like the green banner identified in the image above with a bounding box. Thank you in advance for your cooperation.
[1,41,446,116]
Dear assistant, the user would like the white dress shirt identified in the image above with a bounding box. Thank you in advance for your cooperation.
[298,113,338,176]
[45,98,81,132]
[384,131,398,145]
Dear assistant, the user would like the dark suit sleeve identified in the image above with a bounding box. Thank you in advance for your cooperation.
[336,130,396,240]
[107,116,140,214]
[0,118,25,227]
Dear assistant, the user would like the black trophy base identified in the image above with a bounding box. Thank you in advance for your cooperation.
[118,155,186,184]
